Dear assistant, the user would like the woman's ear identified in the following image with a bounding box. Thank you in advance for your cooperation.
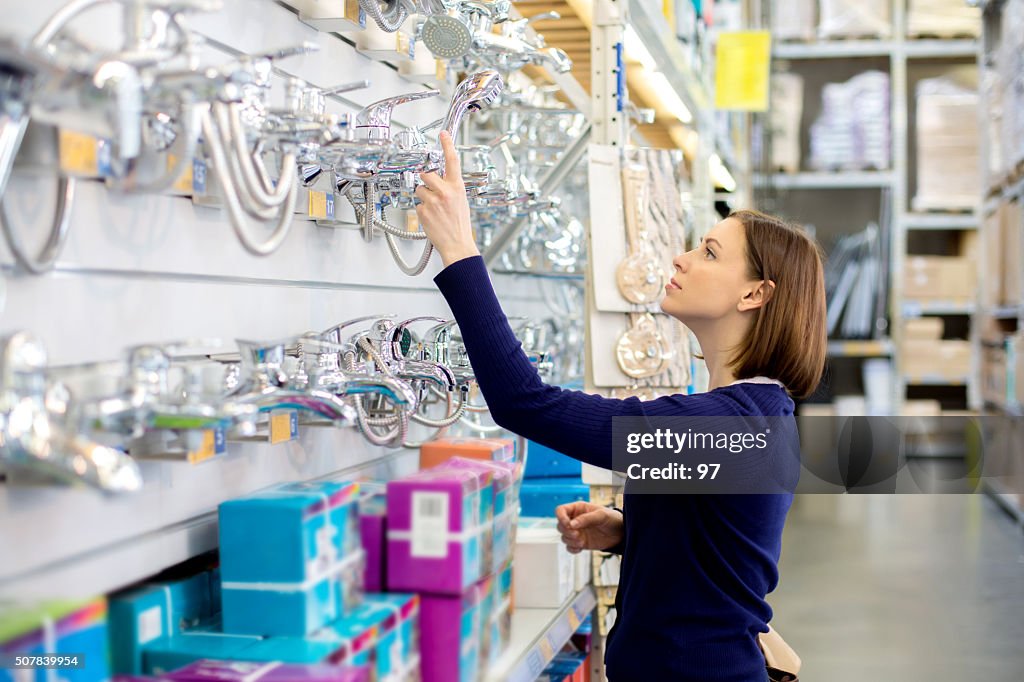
[738,279,776,312]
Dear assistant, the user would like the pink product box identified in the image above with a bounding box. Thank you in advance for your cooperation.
[418,580,489,682]
[438,457,518,574]
[386,467,484,596]
[165,660,369,682]
[357,484,387,594]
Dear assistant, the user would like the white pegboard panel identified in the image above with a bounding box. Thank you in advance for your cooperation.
[0,0,560,598]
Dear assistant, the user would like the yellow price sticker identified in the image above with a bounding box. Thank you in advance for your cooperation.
[59,130,99,177]
[187,430,217,465]
[538,638,554,661]
[435,60,447,82]
[269,412,297,445]
[168,154,194,194]
[308,190,328,219]
[568,608,580,630]
[405,211,421,233]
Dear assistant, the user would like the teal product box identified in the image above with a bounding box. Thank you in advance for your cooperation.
[109,573,214,674]
[524,440,581,479]
[354,594,420,679]
[218,481,363,636]
[419,579,487,682]
[220,549,365,638]
[0,600,110,682]
[230,632,362,667]
[518,479,588,518]
[142,632,260,675]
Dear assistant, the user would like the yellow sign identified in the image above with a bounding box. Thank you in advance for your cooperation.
[168,154,194,194]
[714,31,772,112]
[270,412,296,445]
[187,430,217,465]
[308,190,328,219]
[59,130,99,177]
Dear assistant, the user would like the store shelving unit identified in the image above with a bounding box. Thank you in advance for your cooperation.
[975,0,1024,525]
[485,587,597,682]
[762,1,983,415]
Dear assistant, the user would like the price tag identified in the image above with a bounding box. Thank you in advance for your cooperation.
[435,60,447,82]
[325,193,335,220]
[269,411,299,445]
[567,607,580,631]
[187,430,217,464]
[538,638,554,661]
[308,190,329,219]
[192,158,208,194]
[167,153,195,194]
[59,130,99,177]
[405,211,420,233]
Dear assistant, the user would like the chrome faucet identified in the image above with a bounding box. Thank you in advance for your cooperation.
[0,332,143,493]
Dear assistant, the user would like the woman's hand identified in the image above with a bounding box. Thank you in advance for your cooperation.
[415,131,481,267]
[555,502,624,554]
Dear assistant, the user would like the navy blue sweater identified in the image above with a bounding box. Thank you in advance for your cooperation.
[435,257,796,682]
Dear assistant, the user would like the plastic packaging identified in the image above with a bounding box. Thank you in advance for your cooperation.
[818,0,891,39]
[809,71,891,171]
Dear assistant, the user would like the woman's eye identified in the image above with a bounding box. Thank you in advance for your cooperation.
[704,247,715,259]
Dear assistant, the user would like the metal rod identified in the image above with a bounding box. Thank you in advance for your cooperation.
[482,122,591,267]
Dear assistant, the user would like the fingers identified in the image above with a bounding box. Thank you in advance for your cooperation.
[439,131,461,178]
[419,171,444,192]
[554,503,574,528]
[569,509,605,530]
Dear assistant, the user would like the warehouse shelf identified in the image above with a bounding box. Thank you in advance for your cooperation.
[902,213,978,230]
[902,376,971,386]
[485,586,597,682]
[982,305,1022,319]
[774,41,895,60]
[901,301,976,317]
[764,171,895,190]
[827,339,894,357]
[903,39,979,59]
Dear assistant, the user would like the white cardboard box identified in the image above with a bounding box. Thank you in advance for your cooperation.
[513,525,574,608]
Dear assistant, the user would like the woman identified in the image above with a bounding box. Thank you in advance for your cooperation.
[415,133,827,682]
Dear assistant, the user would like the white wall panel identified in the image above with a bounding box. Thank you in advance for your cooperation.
[0,0,557,599]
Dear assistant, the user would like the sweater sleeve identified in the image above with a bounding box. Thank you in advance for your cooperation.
[434,256,732,470]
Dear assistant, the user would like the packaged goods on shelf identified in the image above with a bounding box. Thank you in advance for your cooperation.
[1001,201,1022,306]
[982,207,1004,307]
[418,578,489,682]
[1000,1,1024,173]
[110,572,218,674]
[903,318,944,341]
[913,78,980,212]
[983,69,1005,180]
[0,599,109,682]
[513,520,575,609]
[901,256,976,302]
[519,517,591,592]
[519,479,589,518]
[478,572,512,673]
[294,0,365,33]
[809,72,891,171]
[862,359,893,416]
[900,340,972,380]
[818,0,891,39]
[982,345,1010,407]
[770,73,804,174]
[419,437,515,469]
[440,457,520,574]
[143,633,260,674]
[386,467,486,595]
[164,660,370,682]
[525,440,581,479]
[358,484,388,593]
[218,481,363,636]
[825,224,886,338]
[540,651,587,682]
[770,0,816,42]
[907,0,981,38]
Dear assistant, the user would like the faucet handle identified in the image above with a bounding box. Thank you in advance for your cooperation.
[324,80,372,96]
[356,89,441,141]
[526,11,560,24]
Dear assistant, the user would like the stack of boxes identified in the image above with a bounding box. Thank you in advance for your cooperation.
[913,76,980,212]
[386,438,519,682]
[818,0,891,39]
[907,0,981,38]
[900,318,971,383]
[809,72,891,171]
[108,479,420,681]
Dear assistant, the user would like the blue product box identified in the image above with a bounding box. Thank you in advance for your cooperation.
[524,441,581,479]
[233,631,360,667]
[220,550,365,638]
[518,479,589,518]
[0,600,110,682]
[218,481,362,636]
[142,632,260,675]
[218,481,361,584]
[358,594,419,677]
[109,573,214,674]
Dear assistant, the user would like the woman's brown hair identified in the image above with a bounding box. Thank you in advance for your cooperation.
[727,209,827,399]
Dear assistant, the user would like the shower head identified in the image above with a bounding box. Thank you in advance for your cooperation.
[441,69,504,140]
[421,12,474,60]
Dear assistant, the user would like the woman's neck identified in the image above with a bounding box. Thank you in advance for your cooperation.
[691,319,750,391]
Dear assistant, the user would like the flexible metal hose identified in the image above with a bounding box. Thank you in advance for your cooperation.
[200,107,297,256]
[361,0,408,33]
[351,202,434,276]
[430,384,489,413]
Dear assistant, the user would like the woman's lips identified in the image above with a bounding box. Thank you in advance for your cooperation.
[666,278,681,291]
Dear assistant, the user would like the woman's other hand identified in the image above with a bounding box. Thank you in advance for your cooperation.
[415,131,481,267]
[555,502,624,554]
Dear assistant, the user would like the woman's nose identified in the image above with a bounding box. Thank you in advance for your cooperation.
[673,251,690,272]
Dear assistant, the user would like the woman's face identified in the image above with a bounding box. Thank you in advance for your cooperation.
[660,218,754,324]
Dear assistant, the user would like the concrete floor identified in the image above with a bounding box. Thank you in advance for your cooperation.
[771,485,1024,681]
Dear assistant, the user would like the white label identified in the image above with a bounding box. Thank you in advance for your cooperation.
[138,606,164,643]
[410,491,448,558]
